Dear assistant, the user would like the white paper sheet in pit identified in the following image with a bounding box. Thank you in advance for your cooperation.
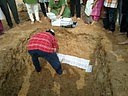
[46,12,57,21]
[57,53,92,72]
[51,19,61,26]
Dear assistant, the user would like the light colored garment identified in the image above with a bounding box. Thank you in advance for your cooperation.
[38,0,49,3]
[91,0,104,21]
[0,8,5,20]
[47,12,73,26]
[25,3,40,21]
[57,53,91,72]
[85,0,94,16]
[104,0,118,8]
[80,0,83,4]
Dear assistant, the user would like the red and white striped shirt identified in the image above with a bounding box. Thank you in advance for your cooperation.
[27,32,58,53]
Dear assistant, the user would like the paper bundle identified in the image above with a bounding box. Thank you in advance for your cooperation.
[57,53,92,72]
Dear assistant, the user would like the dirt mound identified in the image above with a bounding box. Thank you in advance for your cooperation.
[0,16,128,96]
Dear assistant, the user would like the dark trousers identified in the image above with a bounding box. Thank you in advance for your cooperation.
[0,0,20,28]
[120,14,128,35]
[39,2,49,17]
[118,0,122,25]
[70,0,81,18]
[119,0,128,37]
[103,7,117,32]
[28,50,62,75]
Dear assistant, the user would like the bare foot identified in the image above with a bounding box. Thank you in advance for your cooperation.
[77,17,80,20]
[31,21,34,24]
[44,17,47,19]
[37,20,42,23]
[91,21,97,25]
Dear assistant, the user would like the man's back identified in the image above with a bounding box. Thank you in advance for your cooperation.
[27,32,58,53]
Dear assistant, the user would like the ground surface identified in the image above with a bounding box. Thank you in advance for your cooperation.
[0,11,128,96]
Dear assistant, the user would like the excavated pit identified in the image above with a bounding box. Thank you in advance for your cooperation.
[0,15,128,96]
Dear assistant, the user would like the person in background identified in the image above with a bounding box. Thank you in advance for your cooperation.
[118,0,128,44]
[23,0,42,24]
[48,0,70,18]
[27,29,63,75]
[0,0,20,28]
[103,0,118,33]
[0,7,4,35]
[39,0,49,19]
[91,0,104,24]
[70,0,81,19]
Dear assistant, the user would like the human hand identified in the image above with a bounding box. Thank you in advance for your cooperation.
[54,48,59,52]
[54,48,57,52]
[56,15,62,19]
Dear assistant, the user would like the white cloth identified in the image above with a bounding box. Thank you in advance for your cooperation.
[0,8,5,20]
[51,18,73,26]
[84,0,94,16]
[47,12,73,26]
[57,53,92,72]
[80,0,83,4]
[25,3,40,21]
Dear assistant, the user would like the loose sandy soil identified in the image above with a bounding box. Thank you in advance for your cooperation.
[0,11,128,96]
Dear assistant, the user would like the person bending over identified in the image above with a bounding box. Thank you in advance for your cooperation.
[27,29,63,75]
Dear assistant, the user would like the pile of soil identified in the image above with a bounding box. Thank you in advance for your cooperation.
[0,11,128,96]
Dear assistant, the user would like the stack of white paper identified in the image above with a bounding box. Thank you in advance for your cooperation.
[57,53,92,72]
[46,12,57,21]
[60,18,73,26]
[51,19,61,26]
[46,12,73,27]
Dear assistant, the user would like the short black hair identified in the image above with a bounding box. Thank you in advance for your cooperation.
[46,29,55,36]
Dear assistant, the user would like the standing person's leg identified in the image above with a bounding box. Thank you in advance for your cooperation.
[33,4,41,22]
[118,0,122,25]
[118,13,128,45]
[103,7,109,30]
[120,14,127,33]
[108,8,117,32]
[76,0,81,18]
[70,0,75,17]
[126,13,128,37]
[45,2,49,12]
[28,50,41,72]
[7,0,20,24]
[0,1,13,28]
[40,3,47,17]
[25,4,35,24]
